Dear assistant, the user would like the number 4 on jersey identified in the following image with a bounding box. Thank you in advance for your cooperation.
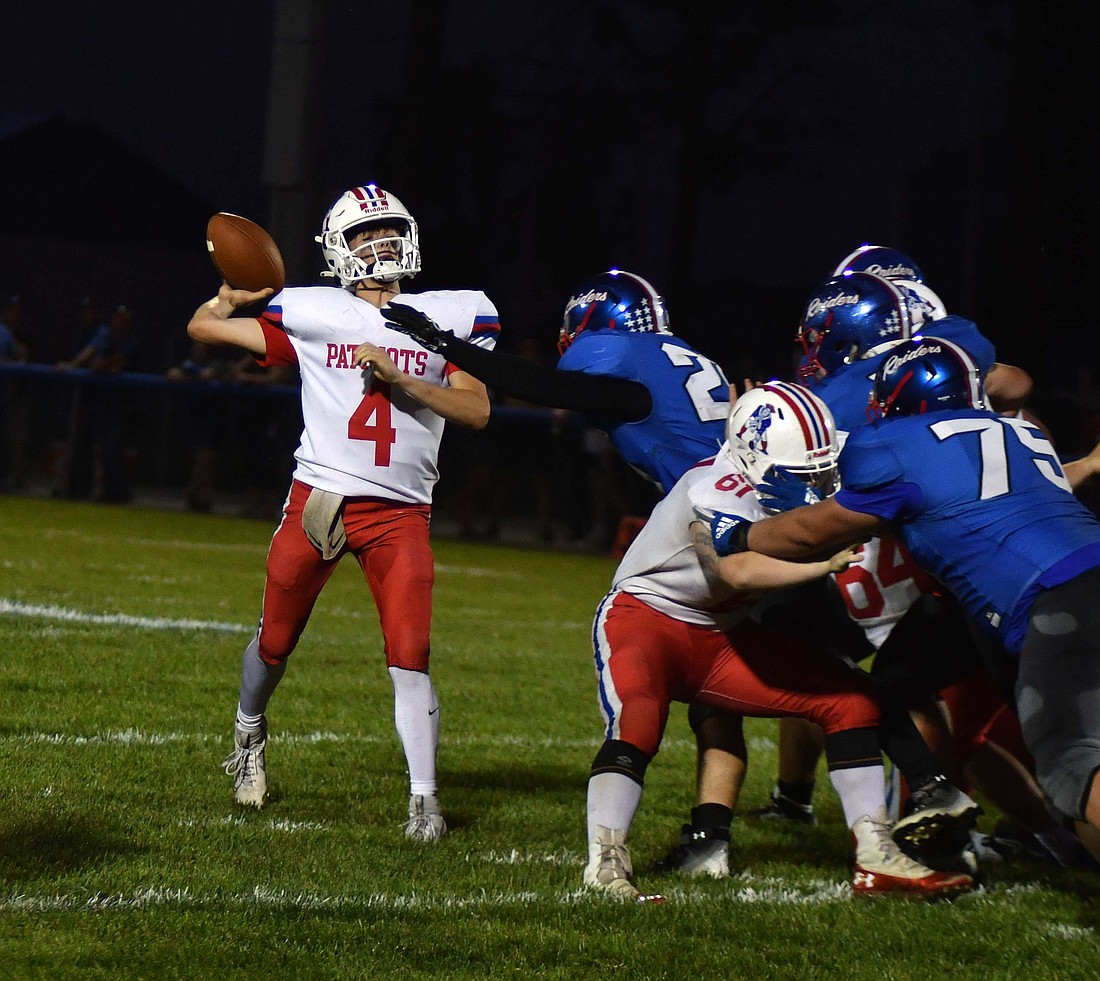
[348,384,396,466]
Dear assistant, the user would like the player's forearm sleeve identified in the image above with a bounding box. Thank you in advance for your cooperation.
[437,336,652,420]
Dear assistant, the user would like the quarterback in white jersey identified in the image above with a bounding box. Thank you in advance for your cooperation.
[188,184,496,840]
[583,383,972,901]
[261,286,498,503]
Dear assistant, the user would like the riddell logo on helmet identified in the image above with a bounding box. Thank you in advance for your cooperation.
[805,292,859,317]
[882,342,943,374]
[565,290,609,315]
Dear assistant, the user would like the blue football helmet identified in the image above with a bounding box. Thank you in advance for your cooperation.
[868,336,986,419]
[558,269,670,355]
[795,272,914,385]
[833,244,925,283]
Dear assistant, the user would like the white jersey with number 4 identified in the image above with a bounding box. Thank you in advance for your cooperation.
[257,286,499,503]
[611,453,764,630]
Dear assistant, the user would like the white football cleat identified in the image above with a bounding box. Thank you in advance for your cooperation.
[405,794,447,841]
[851,808,973,898]
[222,719,268,809]
[583,826,665,903]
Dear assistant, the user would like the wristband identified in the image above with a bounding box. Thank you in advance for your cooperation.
[711,514,754,556]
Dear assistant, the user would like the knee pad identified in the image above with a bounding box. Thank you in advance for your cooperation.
[687,701,725,735]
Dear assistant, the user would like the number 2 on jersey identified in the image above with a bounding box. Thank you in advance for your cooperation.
[661,343,730,422]
[348,383,396,466]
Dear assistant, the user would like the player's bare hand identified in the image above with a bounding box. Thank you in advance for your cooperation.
[729,378,759,404]
[204,282,274,319]
[354,342,402,383]
[826,544,863,573]
[218,282,274,308]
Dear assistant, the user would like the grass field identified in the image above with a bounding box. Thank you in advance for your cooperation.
[2,495,1100,979]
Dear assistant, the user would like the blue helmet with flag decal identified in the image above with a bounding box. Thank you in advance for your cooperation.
[869,336,986,419]
[833,244,925,283]
[558,269,671,355]
[795,272,915,385]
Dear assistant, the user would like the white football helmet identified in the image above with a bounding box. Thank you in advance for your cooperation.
[725,381,840,497]
[317,184,421,287]
[893,278,947,328]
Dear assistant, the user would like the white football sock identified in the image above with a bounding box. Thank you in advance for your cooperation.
[389,666,439,797]
[586,772,642,843]
[829,764,887,828]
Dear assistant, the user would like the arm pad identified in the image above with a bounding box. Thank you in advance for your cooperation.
[436,336,652,421]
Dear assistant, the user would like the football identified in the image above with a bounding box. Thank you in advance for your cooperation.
[205,213,286,293]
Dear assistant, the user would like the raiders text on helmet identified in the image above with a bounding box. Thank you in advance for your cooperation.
[795,272,915,385]
[558,269,670,355]
[869,336,985,419]
[833,244,925,283]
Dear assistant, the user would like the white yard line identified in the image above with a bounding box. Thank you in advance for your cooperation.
[435,563,523,579]
[0,878,853,914]
[40,529,266,554]
[1,728,706,752]
[177,816,327,832]
[0,598,253,634]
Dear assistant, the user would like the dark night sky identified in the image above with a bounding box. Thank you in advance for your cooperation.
[1,2,1011,258]
[3,1,1098,393]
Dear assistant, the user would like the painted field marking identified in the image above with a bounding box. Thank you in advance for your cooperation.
[1,728,719,754]
[0,598,253,634]
[0,878,854,914]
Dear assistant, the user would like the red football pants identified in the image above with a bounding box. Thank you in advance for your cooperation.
[593,592,880,758]
[257,480,434,670]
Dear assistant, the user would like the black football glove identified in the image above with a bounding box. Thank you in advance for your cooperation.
[383,301,454,354]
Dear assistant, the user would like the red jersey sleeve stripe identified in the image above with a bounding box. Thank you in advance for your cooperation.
[256,314,298,368]
[470,316,500,343]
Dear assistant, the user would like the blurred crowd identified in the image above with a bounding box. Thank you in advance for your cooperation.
[1,287,1097,542]
[0,291,650,543]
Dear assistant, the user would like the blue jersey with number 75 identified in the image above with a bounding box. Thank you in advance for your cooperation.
[835,408,1100,652]
[558,330,730,493]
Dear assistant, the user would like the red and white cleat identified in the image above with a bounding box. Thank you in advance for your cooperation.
[851,809,974,898]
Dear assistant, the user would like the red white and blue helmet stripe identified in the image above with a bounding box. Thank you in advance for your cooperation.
[756,381,835,465]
